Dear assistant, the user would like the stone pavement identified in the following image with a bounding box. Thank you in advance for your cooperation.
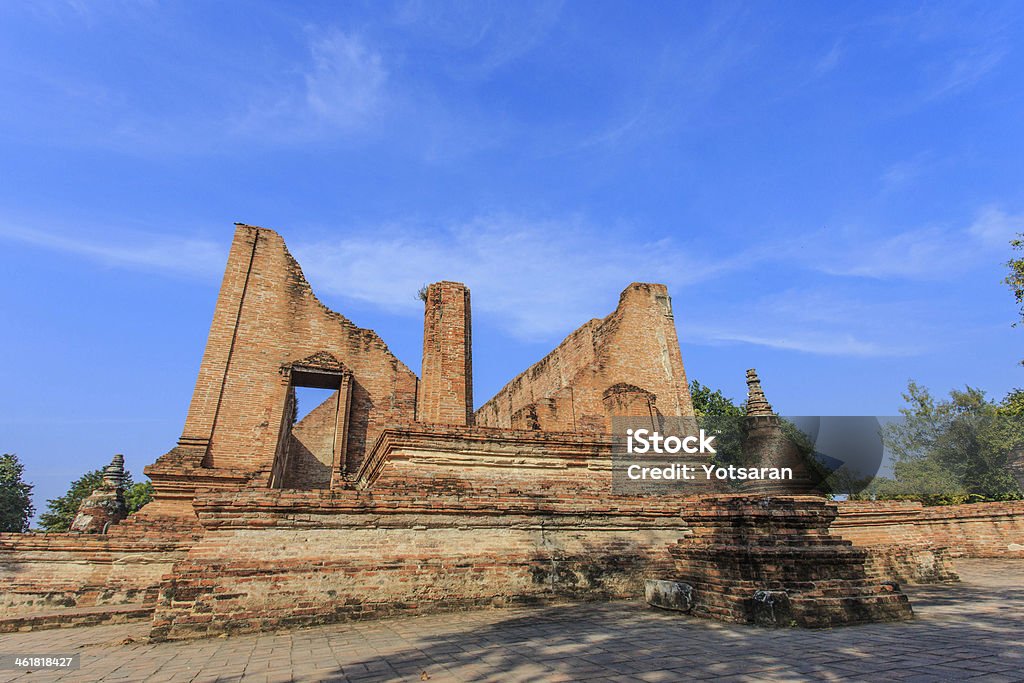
[1,560,1021,682]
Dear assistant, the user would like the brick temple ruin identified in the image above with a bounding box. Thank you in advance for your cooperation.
[3,223,1023,637]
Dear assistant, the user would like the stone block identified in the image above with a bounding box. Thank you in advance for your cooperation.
[644,579,694,612]
[750,590,793,627]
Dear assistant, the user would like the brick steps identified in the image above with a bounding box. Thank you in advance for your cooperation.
[0,603,154,633]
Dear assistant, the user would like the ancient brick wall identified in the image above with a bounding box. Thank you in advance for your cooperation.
[835,500,1024,559]
[146,422,712,640]
[146,225,419,511]
[668,495,913,627]
[475,283,694,433]
[351,425,621,493]
[917,501,1024,557]
[148,487,690,640]
[0,527,195,617]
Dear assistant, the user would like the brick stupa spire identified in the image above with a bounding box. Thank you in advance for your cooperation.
[103,454,126,489]
[745,368,774,417]
[741,368,821,495]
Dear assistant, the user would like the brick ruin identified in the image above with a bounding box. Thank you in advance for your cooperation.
[3,223,1023,638]
[69,455,129,534]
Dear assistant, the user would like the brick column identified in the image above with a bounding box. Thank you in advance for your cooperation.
[417,281,473,425]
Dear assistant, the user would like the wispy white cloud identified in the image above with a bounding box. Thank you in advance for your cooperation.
[4,202,1014,357]
[551,5,760,156]
[688,328,895,357]
[892,4,1014,110]
[785,205,1023,281]
[0,215,745,341]
[814,40,844,76]
[925,45,1008,101]
[0,224,226,279]
[684,288,926,358]
[293,215,744,340]
[304,30,388,127]
[573,110,649,152]
[879,152,937,192]
[232,29,390,142]
[801,225,962,280]
[394,0,563,79]
[967,205,1024,248]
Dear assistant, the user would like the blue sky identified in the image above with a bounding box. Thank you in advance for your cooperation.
[2,1,1023,518]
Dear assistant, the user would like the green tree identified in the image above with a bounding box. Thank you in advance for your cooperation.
[689,380,824,479]
[877,381,1024,505]
[38,469,104,532]
[1004,234,1024,331]
[125,481,154,512]
[690,380,746,468]
[0,453,34,532]
[37,469,138,532]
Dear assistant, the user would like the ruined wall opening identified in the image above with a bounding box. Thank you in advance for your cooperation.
[295,387,335,422]
[270,354,353,490]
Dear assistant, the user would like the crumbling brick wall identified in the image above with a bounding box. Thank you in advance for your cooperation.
[282,393,340,489]
[146,225,419,509]
[475,283,694,432]
[0,525,196,617]
[143,423,707,640]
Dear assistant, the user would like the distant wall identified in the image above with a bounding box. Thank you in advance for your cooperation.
[475,283,694,433]
[835,500,1024,559]
[283,393,340,489]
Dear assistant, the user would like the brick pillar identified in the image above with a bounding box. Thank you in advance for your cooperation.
[417,281,473,425]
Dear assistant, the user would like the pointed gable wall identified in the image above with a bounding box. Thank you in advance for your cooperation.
[156,224,418,482]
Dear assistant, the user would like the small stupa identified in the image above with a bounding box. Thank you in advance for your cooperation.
[70,454,129,533]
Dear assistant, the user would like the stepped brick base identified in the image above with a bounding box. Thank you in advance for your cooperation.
[665,495,914,628]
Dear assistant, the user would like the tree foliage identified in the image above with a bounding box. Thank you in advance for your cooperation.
[125,481,154,512]
[1004,233,1024,332]
[863,381,1024,505]
[0,453,34,533]
[690,380,746,468]
[38,469,107,532]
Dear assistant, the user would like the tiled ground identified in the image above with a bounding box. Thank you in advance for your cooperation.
[1,560,1021,682]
